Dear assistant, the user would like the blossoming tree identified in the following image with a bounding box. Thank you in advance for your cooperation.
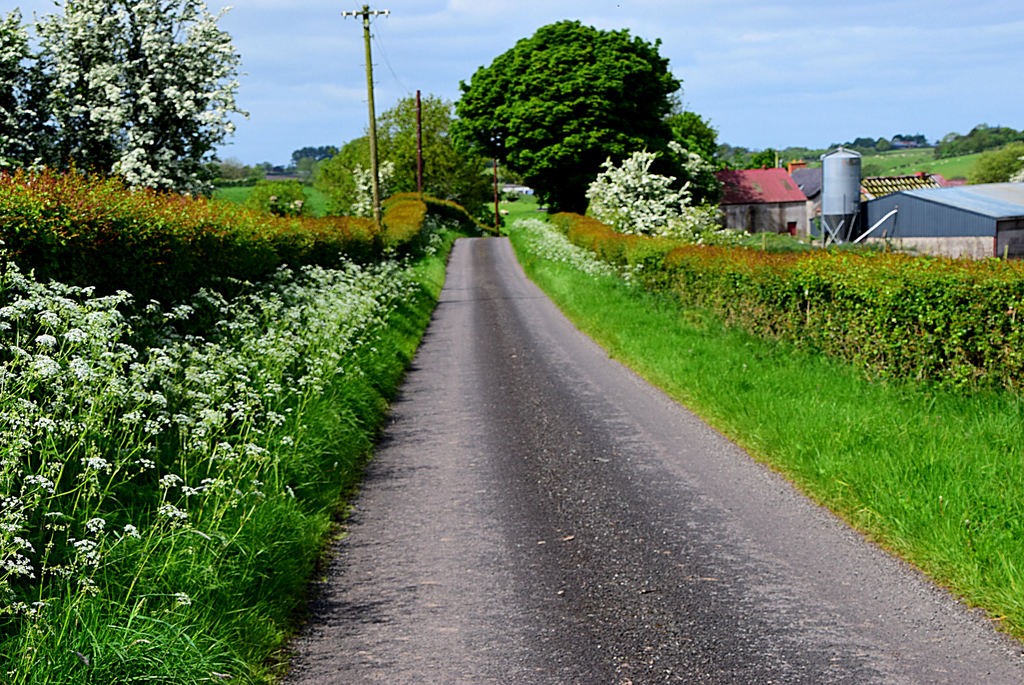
[585,142,732,244]
[33,0,244,194]
[0,10,50,169]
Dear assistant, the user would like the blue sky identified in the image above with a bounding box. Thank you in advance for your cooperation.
[14,0,1024,166]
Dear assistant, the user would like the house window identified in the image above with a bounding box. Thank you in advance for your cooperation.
[787,221,797,236]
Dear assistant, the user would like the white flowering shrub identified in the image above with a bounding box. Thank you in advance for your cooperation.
[351,160,395,218]
[585,142,737,245]
[33,0,243,194]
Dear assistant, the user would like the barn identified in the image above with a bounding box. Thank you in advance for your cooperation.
[860,183,1024,259]
[716,168,808,236]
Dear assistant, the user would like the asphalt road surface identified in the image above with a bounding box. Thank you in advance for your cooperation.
[285,237,1024,683]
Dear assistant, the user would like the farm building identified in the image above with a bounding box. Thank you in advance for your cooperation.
[860,173,940,199]
[789,162,822,229]
[716,168,808,236]
[860,183,1024,259]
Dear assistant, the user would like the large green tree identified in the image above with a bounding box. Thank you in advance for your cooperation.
[452,20,680,213]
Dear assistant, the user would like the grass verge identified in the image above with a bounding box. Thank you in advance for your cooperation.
[508,218,1024,642]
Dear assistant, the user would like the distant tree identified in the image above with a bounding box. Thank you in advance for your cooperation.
[452,20,680,213]
[290,146,337,166]
[215,156,263,183]
[936,124,1024,159]
[748,148,779,169]
[314,137,369,215]
[845,137,877,151]
[967,142,1024,184]
[317,95,490,217]
[892,133,930,147]
[876,137,891,151]
[779,146,828,162]
[376,94,490,214]
[34,0,244,194]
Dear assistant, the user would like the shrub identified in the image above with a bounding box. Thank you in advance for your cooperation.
[584,143,723,240]
[244,179,311,217]
[659,246,1024,390]
[558,210,1024,391]
[0,169,452,302]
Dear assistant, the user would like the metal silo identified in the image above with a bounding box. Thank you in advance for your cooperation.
[820,147,861,244]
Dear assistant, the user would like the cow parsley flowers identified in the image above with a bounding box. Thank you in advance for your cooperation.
[0,239,419,678]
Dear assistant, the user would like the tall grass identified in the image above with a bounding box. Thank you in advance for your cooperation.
[509,217,1024,641]
[0,221,459,682]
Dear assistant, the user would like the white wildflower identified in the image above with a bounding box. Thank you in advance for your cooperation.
[30,355,61,378]
[63,328,89,344]
[82,455,111,472]
[157,504,189,525]
[159,474,183,489]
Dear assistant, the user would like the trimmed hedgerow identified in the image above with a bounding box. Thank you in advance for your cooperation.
[0,170,466,304]
[553,211,1024,391]
[381,195,428,250]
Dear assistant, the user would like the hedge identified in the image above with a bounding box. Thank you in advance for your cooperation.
[0,170,478,303]
[553,212,1024,391]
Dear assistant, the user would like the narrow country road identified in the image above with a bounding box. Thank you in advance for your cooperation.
[284,237,1024,683]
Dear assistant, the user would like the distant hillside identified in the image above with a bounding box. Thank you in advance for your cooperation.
[860,149,981,179]
[935,124,1024,159]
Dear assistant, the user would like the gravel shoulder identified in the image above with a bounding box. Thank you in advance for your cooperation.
[284,237,1024,684]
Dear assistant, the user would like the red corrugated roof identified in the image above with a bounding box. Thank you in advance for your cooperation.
[716,168,808,205]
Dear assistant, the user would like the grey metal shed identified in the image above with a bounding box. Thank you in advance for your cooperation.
[860,183,1024,259]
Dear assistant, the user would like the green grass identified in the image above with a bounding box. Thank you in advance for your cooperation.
[508,218,1024,642]
[213,184,329,217]
[860,149,982,179]
[500,193,545,225]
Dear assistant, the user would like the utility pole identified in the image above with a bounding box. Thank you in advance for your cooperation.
[416,90,423,195]
[341,4,389,228]
[493,158,500,231]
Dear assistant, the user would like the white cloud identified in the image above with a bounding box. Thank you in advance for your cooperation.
[8,0,1024,161]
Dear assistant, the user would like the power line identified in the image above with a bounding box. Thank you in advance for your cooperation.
[371,26,412,95]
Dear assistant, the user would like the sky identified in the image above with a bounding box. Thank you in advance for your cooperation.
[13,0,1024,166]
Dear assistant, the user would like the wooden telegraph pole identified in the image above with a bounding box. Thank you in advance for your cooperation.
[341,4,389,228]
[416,90,423,195]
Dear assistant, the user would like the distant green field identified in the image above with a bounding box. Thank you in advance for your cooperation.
[500,193,545,226]
[860,149,981,179]
[213,184,328,217]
